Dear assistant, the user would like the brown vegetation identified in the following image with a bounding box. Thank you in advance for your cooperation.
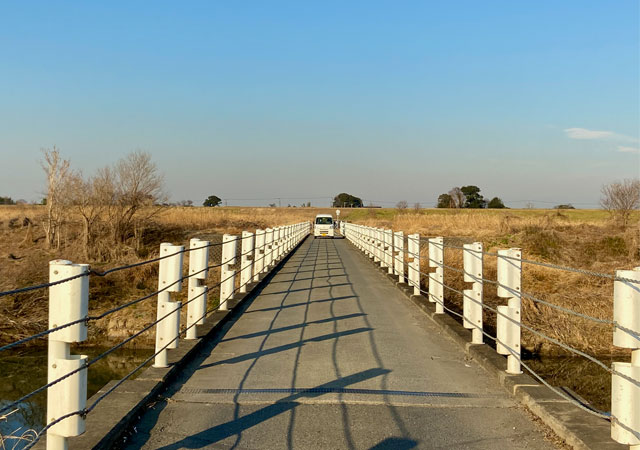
[352,208,639,358]
[0,205,637,361]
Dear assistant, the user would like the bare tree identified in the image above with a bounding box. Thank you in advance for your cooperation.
[396,200,408,210]
[40,147,72,249]
[448,187,465,208]
[68,171,111,259]
[413,202,421,211]
[96,151,165,249]
[601,179,640,227]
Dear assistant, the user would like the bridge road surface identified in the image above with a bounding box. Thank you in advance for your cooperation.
[124,238,555,450]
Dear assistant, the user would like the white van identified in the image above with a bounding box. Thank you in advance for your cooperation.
[314,214,335,238]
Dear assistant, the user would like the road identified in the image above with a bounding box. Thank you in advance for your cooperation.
[124,237,555,449]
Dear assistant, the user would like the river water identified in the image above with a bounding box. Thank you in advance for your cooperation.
[0,346,152,448]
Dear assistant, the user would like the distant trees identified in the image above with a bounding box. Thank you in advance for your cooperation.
[203,195,222,207]
[437,186,502,209]
[413,202,421,210]
[0,196,15,205]
[601,179,640,227]
[461,186,486,208]
[553,204,575,210]
[333,193,363,208]
[396,200,408,210]
[437,193,452,208]
[487,197,505,209]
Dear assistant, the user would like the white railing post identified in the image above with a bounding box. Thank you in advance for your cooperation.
[274,227,282,262]
[186,239,209,340]
[47,260,89,450]
[394,231,404,283]
[253,229,265,280]
[611,267,640,447]
[408,234,420,295]
[264,228,274,269]
[496,248,522,375]
[219,234,237,311]
[385,230,393,274]
[428,237,444,314]
[463,242,484,344]
[240,231,254,293]
[374,229,381,264]
[154,243,184,368]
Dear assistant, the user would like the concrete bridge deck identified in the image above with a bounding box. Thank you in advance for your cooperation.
[124,238,555,449]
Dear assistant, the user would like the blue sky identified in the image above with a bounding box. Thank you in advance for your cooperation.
[0,1,638,207]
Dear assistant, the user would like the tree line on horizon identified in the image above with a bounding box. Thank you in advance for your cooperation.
[436,185,505,209]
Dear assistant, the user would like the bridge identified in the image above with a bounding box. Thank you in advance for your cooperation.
[0,222,638,449]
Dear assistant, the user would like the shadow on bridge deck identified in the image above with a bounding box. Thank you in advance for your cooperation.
[122,238,555,450]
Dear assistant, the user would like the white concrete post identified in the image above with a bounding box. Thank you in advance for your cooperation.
[367,226,372,255]
[428,237,444,314]
[240,231,254,293]
[285,226,291,252]
[219,234,237,311]
[253,229,265,281]
[407,234,420,295]
[394,231,404,283]
[154,243,184,368]
[384,230,393,274]
[186,239,209,340]
[47,260,89,450]
[374,229,381,264]
[264,228,274,269]
[611,267,640,447]
[364,227,370,257]
[463,242,483,344]
[274,227,282,262]
[496,248,522,374]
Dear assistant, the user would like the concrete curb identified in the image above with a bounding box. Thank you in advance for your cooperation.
[352,246,623,450]
[53,236,310,450]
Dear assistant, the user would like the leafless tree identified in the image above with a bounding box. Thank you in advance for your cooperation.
[103,151,166,247]
[448,187,465,208]
[68,171,111,259]
[413,202,421,211]
[601,178,640,227]
[396,200,408,210]
[40,147,72,249]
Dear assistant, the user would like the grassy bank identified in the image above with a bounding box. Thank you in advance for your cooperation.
[1,205,637,360]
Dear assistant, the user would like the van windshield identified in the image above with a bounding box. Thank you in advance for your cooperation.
[315,217,333,225]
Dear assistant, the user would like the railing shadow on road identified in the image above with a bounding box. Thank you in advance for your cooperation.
[124,238,418,449]
[323,238,416,449]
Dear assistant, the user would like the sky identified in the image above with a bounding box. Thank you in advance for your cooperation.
[0,1,638,208]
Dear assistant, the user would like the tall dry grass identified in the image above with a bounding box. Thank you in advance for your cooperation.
[351,209,639,357]
[0,204,637,357]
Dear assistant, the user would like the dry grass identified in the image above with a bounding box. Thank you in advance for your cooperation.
[0,205,638,359]
[348,208,639,357]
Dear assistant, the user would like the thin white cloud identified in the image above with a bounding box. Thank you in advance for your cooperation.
[617,145,640,154]
[564,127,614,139]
